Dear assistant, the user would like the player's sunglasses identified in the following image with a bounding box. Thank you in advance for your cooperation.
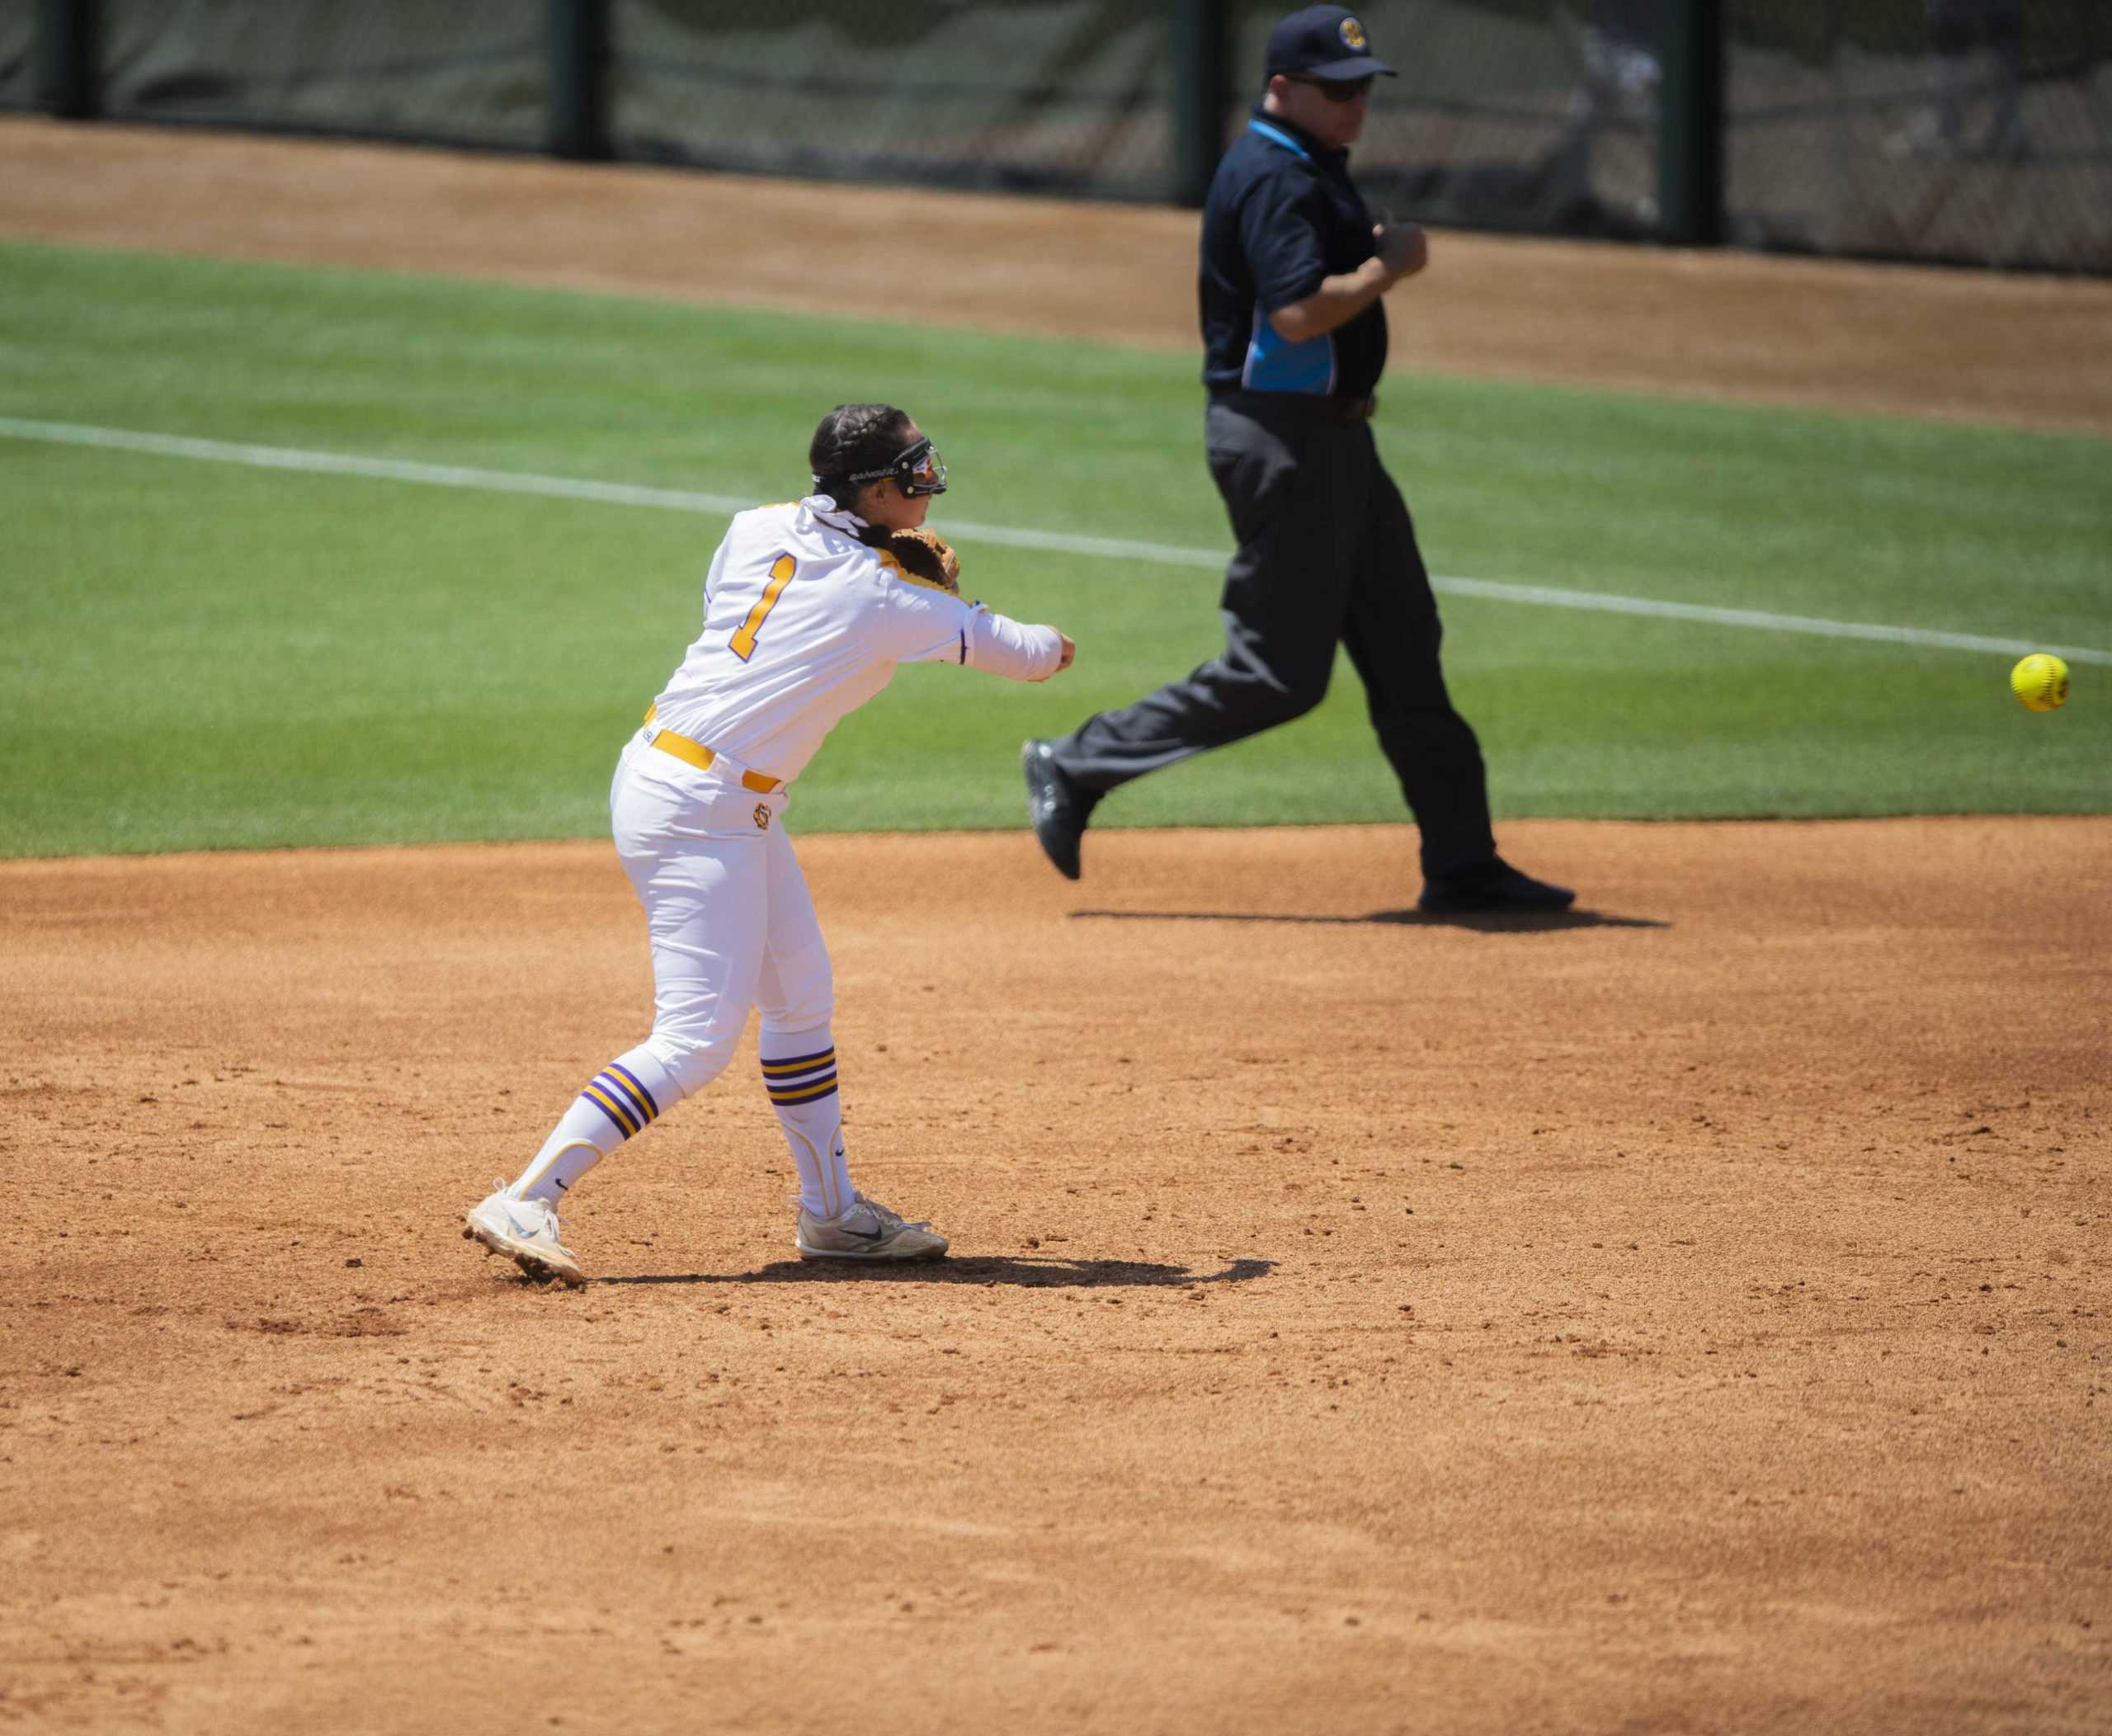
[1289,74,1375,102]
[850,436,949,498]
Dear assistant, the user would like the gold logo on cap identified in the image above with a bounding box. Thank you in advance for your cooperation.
[753,803,772,831]
[1340,17,1368,50]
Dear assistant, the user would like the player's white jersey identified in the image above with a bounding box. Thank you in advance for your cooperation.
[648,495,1061,783]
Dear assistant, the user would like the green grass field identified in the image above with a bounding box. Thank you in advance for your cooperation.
[2,239,2105,857]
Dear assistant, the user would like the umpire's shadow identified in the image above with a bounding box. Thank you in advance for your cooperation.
[598,1255,1275,1290]
[1070,906,1665,933]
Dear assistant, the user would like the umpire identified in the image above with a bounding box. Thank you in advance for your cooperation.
[1023,3,1572,914]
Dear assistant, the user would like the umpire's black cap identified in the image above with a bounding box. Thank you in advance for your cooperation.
[1265,6,1397,80]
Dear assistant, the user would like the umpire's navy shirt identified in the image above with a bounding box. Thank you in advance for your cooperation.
[1199,106,1386,401]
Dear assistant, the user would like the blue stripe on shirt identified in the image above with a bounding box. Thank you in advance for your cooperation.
[1247,119,1310,158]
[1242,309,1336,394]
[1239,120,1334,393]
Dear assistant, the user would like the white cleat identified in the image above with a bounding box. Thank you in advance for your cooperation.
[795,1193,949,1262]
[463,1182,586,1287]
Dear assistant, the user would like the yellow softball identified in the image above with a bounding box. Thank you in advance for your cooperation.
[2011,653,2070,712]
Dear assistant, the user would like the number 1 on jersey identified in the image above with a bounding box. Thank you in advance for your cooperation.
[729,554,795,662]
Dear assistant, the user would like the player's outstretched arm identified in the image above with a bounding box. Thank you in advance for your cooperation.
[963,608,1072,682]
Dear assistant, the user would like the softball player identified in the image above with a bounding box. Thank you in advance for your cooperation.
[465,403,1074,1285]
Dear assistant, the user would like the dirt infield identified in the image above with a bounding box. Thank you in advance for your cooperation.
[2,123,2110,1733]
[7,823,2109,1732]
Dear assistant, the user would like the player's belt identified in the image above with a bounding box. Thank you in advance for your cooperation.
[641,704,781,793]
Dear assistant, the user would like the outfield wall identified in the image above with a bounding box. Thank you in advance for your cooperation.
[4,0,2107,274]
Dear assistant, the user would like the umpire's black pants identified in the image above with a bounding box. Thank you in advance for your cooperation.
[1051,394,1497,880]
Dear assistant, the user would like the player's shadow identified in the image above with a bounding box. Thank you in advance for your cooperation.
[1071,907,1664,933]
[596,1255,1275,1290]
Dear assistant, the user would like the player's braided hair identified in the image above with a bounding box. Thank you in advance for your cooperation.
[809,403,914,518]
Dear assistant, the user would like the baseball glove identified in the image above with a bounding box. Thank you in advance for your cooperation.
[887,526,960,595]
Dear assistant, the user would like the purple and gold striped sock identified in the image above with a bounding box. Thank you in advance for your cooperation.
[513,1050,676,1205]
[761,1039,852,1219]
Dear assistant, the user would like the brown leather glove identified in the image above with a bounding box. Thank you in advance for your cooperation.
[886,527,960,595]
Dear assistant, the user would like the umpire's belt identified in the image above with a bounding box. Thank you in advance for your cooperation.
[641,704,781,793]
[1212,391,1377,423]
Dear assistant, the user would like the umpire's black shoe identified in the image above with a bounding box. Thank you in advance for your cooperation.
[1021,738,1098,881]
[1418,857,1576,914]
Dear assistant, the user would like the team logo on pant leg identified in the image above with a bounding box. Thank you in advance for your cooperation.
[753,803,772,831]
[1340,17,1368,50]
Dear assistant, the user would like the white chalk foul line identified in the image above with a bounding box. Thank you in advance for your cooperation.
[1433,577,2112,666]
[0,416,759,516]
[4,415,2105,668]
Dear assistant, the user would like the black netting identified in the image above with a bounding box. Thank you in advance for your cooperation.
[96,0,544,148]
[608,0,1176,198]
[8,0,2109,271]
[1724,2,2111,272]
[1261,0,2110,271]
[1236,1,1666,240]
[0,0,33,110]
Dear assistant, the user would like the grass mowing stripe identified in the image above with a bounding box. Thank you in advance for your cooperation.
[4,414,2104,668]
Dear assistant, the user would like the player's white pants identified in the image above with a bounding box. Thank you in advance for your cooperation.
[509,734,853,1218]
[612,734,827,1082]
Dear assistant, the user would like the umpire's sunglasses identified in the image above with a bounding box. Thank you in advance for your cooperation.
[1289,74,1375,102]
[848,436,949,498]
